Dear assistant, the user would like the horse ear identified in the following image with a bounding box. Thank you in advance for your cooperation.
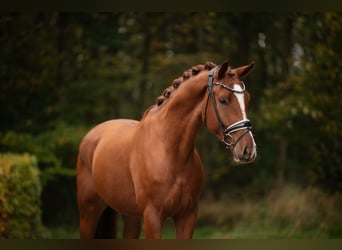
[218,60,230,80]
[236,62,255,79]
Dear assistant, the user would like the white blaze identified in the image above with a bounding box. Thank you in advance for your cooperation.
[233,83,257,161]
[233,84,247,120]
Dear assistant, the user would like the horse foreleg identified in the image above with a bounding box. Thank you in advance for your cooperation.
[123,215,142,239]
[143,205,164,239]
[173,207,198,239]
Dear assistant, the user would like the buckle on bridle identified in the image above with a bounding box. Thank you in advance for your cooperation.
[222,134,234,147]
[222,120,252,149]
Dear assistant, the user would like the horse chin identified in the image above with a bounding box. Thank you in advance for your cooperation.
[234,157,256,165]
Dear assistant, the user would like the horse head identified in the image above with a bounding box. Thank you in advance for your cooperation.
[202,60,257,164]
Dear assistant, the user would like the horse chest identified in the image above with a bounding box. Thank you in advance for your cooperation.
[134,151,204,216]
[162,177,196,216]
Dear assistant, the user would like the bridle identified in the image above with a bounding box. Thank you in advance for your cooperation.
[203,66,252,149]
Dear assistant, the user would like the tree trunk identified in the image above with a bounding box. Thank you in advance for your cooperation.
[283,17,293,75]
[139,14,151,115]
[276,136,287,187]
[56,13,68,110]
[236,14,251,66]
[195,13,204,52]
[275,17,293,188]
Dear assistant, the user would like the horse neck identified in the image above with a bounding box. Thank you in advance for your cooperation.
[147,72,209,157]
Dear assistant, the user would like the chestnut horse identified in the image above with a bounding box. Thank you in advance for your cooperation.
[76,60,257,239]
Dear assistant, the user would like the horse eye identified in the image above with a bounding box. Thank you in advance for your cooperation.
[219,97,229,105]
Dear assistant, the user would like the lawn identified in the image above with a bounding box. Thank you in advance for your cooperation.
[46,221,330,239]
[45,185,341,239]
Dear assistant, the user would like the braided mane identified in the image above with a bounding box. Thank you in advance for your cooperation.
[141,61,217,119]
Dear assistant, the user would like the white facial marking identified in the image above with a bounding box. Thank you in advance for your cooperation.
[233,84,247,120]
[233,84,257,162]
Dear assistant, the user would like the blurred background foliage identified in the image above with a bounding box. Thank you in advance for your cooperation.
[0,153,47,238]
[0,12,341,238]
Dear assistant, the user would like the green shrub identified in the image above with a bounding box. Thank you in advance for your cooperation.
[0,131,61,169]
[0,124,88,226]
[41,167,78,227]
[0,123,88,170]
[0,153,46,238]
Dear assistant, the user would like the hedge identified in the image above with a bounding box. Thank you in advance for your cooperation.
[0,153,46,238]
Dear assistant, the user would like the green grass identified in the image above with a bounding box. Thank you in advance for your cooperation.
[45,226,79,239]
[44,185,341,239]
[45,222,330,239]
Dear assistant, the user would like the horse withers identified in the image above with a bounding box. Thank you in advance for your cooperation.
[76,60,256,239]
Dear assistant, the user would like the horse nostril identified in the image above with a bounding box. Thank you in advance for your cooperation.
[243,147,250,159]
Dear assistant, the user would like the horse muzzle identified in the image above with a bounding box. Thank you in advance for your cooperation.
[231,132,257,164]
[233,143,257,164]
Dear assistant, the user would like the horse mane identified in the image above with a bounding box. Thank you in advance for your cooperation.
[141,61,217,119]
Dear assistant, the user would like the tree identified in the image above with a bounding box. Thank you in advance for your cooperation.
[257,12,342,191]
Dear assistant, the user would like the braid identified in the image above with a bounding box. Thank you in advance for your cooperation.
[155,61,217,106]
[141,61,217,119]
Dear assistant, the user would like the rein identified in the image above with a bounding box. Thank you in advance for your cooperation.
[204,66,252,149]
